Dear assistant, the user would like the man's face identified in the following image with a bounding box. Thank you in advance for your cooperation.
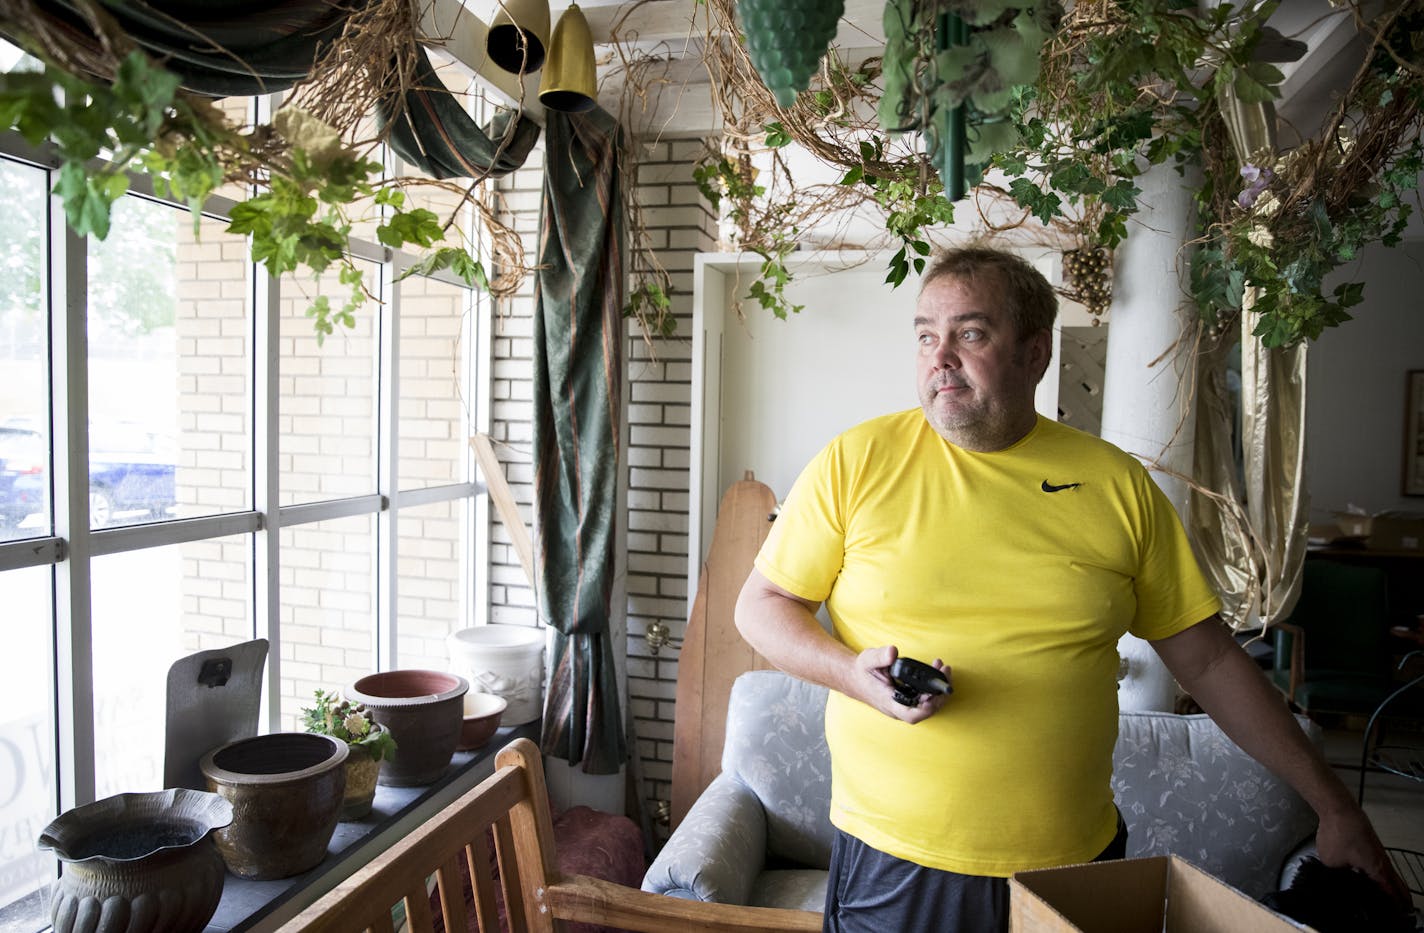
[914,274,1050,452]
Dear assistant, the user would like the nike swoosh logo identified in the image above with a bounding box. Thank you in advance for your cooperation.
[1041,480,1082,493]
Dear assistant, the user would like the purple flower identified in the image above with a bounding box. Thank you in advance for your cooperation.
[1236,163,1274,209]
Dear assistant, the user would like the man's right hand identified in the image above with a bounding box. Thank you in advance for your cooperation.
[855,645,950,724]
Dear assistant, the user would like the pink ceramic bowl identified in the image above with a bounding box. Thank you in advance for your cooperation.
[457,692,508,751]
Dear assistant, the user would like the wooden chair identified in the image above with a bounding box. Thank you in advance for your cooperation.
[276,737,820,933]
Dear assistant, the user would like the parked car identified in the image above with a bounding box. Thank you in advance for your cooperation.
[0,426,44,527]
[0,421,176,530]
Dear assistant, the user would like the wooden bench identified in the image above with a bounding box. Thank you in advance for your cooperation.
[276,737,821,933]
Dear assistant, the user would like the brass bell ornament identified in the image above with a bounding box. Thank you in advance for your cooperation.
[486,0,551,74]
[538,2,598,113]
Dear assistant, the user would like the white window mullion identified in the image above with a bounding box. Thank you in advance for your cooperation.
[50,202,95,811]
[377,258,399,670]
[252,93,283,731]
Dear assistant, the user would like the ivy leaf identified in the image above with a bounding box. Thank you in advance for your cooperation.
[55,163,127,240]
[1008,177,1062,224]
[377,208,442,250]
[885,245,910,288]
[397,247,491,291]
[1100,179,1141,212]
[763,122,792,148]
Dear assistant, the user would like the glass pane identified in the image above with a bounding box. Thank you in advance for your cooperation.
[88,195,252,529]
[279,513,376,730]
[396,498,473,671]
[398,275,474,489]
[0,157,50,542]
[279,260,379,505]
[91,535,253,798]
[0,566,57,927]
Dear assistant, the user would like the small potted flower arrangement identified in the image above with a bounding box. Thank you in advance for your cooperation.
[301,689,397,821]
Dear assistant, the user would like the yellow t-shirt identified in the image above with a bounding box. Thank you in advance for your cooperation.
[755,411,1221,877]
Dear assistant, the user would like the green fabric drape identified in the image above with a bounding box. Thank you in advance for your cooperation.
[533,106,626,775]
[13,0,362,96]
[377,46,540,181]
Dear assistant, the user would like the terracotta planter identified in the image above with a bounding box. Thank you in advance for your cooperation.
[37,788,232,933]
[340,737,385,822]
[347,670,468,787]
[199,732,347,880]
[457,692,508,751]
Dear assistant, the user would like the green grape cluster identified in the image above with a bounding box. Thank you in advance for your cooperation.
[1064,247,1112,321]
[737,0,845,109]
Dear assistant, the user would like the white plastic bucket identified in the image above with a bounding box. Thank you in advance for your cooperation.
[446,626,546,725]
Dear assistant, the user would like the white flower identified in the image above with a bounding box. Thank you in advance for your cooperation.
[1247,226,1275,249]
[272,107,344,165]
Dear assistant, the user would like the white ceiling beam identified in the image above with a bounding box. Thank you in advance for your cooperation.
[576,0,709,45]
[419,0,546,123]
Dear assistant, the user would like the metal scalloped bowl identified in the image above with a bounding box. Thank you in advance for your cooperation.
[37,788,233,933]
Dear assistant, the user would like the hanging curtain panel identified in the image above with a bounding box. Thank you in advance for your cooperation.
[533,107,627,775]
[378,45,540,181]
[7,0,366,96]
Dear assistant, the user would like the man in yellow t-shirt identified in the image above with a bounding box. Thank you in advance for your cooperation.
[735,247,1404,932]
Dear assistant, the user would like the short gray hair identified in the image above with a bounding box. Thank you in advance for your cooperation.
[920,247,1058,340]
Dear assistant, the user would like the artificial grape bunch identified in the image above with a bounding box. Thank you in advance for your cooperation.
[1063,246,1112,323]
[737,0,845,109]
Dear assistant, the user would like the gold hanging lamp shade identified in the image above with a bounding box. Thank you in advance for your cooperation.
[486,0,551,74]
[538,2,597,113]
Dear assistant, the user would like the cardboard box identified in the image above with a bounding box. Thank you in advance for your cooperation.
[1369,511,1424,551]
[1009,856,1307,932]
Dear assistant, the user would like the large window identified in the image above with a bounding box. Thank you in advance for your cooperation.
[0,58,491,928]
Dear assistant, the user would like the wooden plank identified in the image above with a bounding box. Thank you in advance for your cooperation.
[432,856,465,932]
[546,875,821,932]
[492,815,529,933]
[670,476,779,828]
[470,433,538,589]
[404,881,436,933]
[466,835,499,932]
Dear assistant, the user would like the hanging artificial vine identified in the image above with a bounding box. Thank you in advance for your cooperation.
[989,0,1424,346]
[0,0,525,342]
[685,0,1423,348]
[1190,2,1424,346]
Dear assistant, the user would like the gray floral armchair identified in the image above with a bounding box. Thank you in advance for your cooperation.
[643,670,1320,909]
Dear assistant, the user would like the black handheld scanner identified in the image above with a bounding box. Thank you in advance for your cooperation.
[889,656,952,707]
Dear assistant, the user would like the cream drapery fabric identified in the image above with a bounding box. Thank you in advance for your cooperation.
[1188,89,1311,631]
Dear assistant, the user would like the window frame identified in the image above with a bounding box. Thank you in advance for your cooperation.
[0,86,493,913]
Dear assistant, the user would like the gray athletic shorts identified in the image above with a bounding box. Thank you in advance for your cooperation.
[822,812,1128,933]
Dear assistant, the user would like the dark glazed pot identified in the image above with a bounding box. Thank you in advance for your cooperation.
[37,788,232,933]
[347,670,468,787]
[199,732,347,880]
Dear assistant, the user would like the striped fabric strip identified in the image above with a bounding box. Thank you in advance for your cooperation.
[532,107,627,775]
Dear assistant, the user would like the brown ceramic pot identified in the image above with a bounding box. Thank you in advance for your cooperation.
[347,670,468,787]
[199,732,347,880]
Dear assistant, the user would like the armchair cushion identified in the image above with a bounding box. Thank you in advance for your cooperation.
[643,771,768,904]
[1112,710,1320,899]
[719,670,835,869]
